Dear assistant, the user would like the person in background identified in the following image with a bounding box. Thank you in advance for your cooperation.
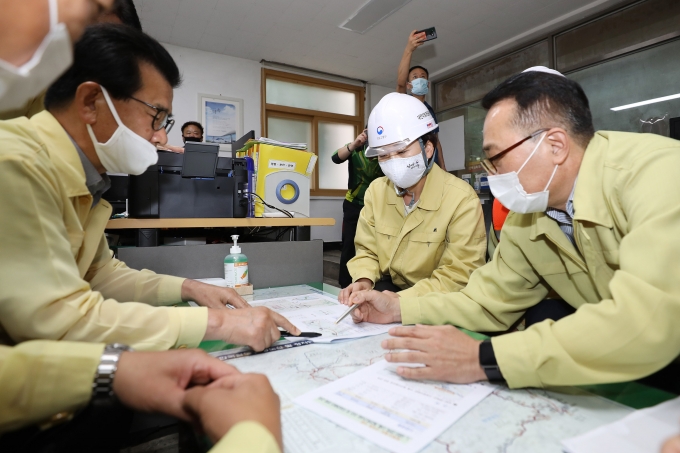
[338,93,486,303]
[347,71,680,391]
[396,30,446,171]
[0,0,142,121]
[158,120,205,153]
[332,127,383,288]
[0,3,282,453]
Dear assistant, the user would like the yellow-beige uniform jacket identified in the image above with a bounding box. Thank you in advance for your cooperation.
[0,111,207,350]
[348,164,487,298]
[400,131,680,388]
[0,342,280,453]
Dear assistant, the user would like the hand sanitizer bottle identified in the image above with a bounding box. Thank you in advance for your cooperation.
[224,235,248,287]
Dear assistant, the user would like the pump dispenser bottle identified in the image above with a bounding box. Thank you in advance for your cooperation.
[224,235,248,287]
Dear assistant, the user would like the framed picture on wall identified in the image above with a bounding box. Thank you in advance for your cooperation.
[198,94,243,148]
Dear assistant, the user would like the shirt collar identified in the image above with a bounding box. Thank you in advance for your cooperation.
[546,177,577,222]
[69,136,111,207]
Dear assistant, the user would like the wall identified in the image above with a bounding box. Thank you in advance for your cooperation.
[368,83,394,115]
[162,43,262,147]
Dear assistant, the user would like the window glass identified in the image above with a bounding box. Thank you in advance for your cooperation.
[266,78,357,116]
[318,122,355,190]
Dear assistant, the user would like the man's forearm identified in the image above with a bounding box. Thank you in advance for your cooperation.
[396,48,413,93]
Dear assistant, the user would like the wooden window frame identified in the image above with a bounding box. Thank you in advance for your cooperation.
[262,68,365,197]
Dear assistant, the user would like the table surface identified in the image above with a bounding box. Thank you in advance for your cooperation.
[195,283,676,453]
[106,217,335,229]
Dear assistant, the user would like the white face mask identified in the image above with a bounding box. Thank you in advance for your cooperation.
[86,87,159,175]
[0,0,73,112]
[379,152,427,191]
[486,133,559,214]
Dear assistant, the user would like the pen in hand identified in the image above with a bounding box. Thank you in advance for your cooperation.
[335,303,360,324]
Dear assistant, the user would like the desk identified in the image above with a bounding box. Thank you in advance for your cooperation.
[199,283,675,453]
[106,217,335,246]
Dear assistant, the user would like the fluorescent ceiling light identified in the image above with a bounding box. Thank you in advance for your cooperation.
[339,0,412,34]
[611,93,680,111]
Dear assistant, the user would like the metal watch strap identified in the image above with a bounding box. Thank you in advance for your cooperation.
[92,343,133,403]
[479,339,506,383]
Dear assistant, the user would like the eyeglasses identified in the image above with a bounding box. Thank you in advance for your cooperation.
[481,128,549,175]
[129,96,175,134]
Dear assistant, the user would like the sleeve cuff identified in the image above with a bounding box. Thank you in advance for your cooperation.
[159,276,186,304]
[399,296,422,325]
[491,332,541,388]
[173,307,208,349]
[209,421,280,453]
[397,286,419,298]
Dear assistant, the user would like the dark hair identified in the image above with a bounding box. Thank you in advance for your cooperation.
[45,24,181,110]
[481,72,595,147]
[112,0,142,30]
[181,121,204,135]
[409,65,429,79]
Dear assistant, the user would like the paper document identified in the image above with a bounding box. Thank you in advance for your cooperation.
[295,360,495,453]
[250,293,399,343]
[562,396,680,453]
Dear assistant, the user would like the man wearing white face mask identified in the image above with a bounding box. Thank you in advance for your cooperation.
[0,8,286,453]
[0,24,300,354]
[338,93,486,306]
[345,70,680,390]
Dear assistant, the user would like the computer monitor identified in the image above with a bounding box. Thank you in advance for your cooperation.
[181,142,219,179]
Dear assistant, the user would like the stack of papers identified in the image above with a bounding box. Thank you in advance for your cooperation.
[250,293,397,343]
[235,137,308,152]
[193,280,397,343]
[562,396,680,453]
[256,137,307,150]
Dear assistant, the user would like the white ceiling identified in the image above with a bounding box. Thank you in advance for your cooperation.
[135,0,629,87]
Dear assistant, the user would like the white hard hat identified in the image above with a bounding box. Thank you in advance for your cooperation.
[365,92,438,158]
[522,66,565,77]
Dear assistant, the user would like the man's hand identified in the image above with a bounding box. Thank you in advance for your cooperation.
[113,349,240,421]
[348,290,402,324]
[204,307,301,351]
[338,278,373,305]
[405,30,427,53]
[183,373,282,449]
[349,129,368,151]
[382,325,487,383]
[182,279,249,309]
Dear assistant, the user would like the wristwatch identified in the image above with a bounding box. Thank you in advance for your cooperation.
[479,339,506,383]
[92,343,133,404]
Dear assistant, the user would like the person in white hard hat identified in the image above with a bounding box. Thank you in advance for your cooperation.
[338,93,487,305]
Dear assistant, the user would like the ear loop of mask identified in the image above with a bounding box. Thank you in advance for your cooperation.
[516,132,559,192]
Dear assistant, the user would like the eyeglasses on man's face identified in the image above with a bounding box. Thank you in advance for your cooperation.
[481,128,550,175]
[129,96,175,134]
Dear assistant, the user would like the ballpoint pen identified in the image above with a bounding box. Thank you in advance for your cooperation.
[334,304,359,324]
[279,331,322,338]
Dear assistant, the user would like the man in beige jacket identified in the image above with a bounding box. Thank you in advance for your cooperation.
[347,70,680,389]
[0,6,283,453]
[0,24,299,352]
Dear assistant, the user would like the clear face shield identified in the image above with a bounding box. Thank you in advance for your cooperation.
[365,138,413,158]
